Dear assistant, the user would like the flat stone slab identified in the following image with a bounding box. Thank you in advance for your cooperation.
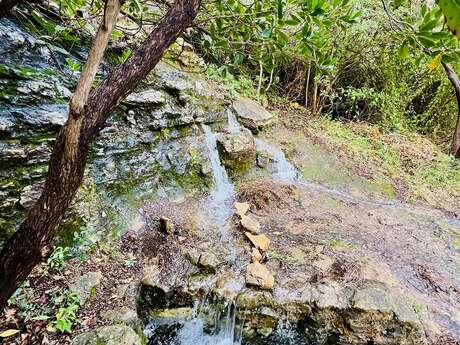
[233,97,276,132]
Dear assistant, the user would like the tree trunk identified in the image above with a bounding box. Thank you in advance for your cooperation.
[442,62,460,157]
[0,0,201,309]
[0,0,21,18]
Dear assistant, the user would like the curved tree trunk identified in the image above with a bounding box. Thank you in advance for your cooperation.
[0,0,21,18]
[442,62,460,158]
[0,0,201,309]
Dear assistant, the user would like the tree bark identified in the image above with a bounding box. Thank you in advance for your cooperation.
[442,62,460,158]
[0,0,21,18]
[0,0,201,309]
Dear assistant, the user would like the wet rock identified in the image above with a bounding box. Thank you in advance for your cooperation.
[246,262,275,290]
[0,146,26,169]
[71,325,141,345]
[199,251,222,273]
[245,232,270,251]
[233,97,276,133]
[124,89,166,106]
[216,128,255,170]
[19,183,43,209]
[235,202,250,217]
[69,271,102,305]
[183,247,222,273]
[215,272,245,299]
[240,215,261,234]
[236,290,275,310]
[103,307,140,330]
[160,217,175,235]
[151,307,194,319]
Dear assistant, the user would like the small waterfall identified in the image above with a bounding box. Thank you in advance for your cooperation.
[200,124,235,239]
[145,296,243,345]
[255,139,299,183]
[227,110,242,133]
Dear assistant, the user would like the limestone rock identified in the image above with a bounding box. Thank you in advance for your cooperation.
[241,215,261,234]
[233,97,276,133]
[124,89,166,106]
[151,307,194,319]
[183,247,222,273]
[69,271,102,305]
[103,307,140,330]
[246,262,275,290]
[251,248,262,263]
[19,183,43,209]
[160,217,175,235]
[235,202,250,217]
[216,128,255,170]
[245,232,270,251]
[71,325,141,345]
[198,251,222,273]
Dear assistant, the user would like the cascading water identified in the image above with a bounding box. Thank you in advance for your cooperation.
[227,110,242,134]
[145,297,243,345]
[145,121,242,345]
[200,123,235,240]
[255,139,299,183]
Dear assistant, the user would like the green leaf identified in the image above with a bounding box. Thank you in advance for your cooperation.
[398,43,410,59]
[437,0,460,38]
[260,28,273,38]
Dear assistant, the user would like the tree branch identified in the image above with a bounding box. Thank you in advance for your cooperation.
[0,0,201,309]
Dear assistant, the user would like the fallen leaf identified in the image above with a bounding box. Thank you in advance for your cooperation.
[0,329,20,338]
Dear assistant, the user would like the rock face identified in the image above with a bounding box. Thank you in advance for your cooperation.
[245,262,274,289]
[0,19,225,247]
[233,97,276,133]
[216,128,255,171]
[71,325,141,345]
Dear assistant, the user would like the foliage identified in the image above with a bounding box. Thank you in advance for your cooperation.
[205,64,259,99]
[46,246,71,270]
[53,291,80,333]
[197,0,360,97]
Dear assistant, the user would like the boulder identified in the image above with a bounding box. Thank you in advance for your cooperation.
[245,232,270,251]
[240,215,261,234]
[233,97,276,133]
[71,325,141,345]
[245,262,275,290]
[69,271,102,305]
[216,128,255,170]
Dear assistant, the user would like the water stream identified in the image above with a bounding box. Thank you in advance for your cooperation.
[255,138,299,183]
[146,120,241,344]
[145,297,243,345]
[200,123,236,241]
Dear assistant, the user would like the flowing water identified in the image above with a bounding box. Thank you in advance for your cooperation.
[145,296,243,345]
[227,110,242,133]
[146,122,242,344]
[200,123,236,241]
[255,138,299,183]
